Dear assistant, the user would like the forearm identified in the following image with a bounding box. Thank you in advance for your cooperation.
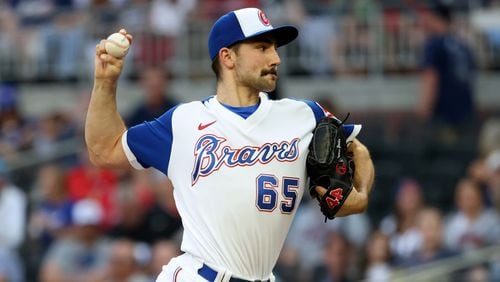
[85,79,127,167]
[315,139,374,217]
[333,140,373,216]
[350,139,374,195]
[335,188,368,217]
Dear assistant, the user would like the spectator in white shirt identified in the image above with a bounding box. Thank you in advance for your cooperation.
[444,178,500,252]
[0,160,26,281]
[380,178,424,260]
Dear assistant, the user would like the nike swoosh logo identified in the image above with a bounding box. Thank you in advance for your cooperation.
[198,120,216,130]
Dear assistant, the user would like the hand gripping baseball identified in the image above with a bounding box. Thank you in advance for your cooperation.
[307,116,355,221]
[94,29,133,82]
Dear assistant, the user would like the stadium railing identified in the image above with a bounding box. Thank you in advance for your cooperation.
[390,245,500,282]
[1,10,499,81]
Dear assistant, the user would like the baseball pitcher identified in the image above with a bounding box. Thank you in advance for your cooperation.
[85,7,374,282]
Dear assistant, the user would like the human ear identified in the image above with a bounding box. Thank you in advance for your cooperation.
[219,48,235,69]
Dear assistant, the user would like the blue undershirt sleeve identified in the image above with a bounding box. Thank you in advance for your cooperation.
[125,105,178,175]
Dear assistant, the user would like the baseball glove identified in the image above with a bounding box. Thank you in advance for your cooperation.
[307,116,355,221]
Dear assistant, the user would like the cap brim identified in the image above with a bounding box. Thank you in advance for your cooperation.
[241,25,299,48]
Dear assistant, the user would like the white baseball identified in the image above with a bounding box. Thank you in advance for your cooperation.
[105,32,130,58]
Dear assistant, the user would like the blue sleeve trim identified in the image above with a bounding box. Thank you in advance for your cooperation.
[302,100,326,124]
[342,124,362,142]
[126,105,178,175]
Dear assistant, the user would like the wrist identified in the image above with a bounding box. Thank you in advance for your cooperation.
[93,79,118,92]
[94,77,118,85]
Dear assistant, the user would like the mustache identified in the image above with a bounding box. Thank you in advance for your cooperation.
[261,68,278,76]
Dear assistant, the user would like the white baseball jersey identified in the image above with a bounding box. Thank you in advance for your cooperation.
[122,93,360,280]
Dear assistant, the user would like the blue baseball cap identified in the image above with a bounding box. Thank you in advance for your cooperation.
[208,8,298,61]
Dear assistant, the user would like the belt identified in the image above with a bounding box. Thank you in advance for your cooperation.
[197,263,270,282]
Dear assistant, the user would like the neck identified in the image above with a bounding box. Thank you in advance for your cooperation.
[399,214,416,232]
[465,207,482,220]
[216,81,260,107]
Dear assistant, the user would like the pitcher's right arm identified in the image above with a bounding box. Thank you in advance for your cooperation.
[85,29,132,169]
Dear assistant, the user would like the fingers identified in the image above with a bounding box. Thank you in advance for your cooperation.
[99,53,120,64]
[95,28,133,59]
[95,39,106,57]
[95,39,120,65]
[119,28,133,44]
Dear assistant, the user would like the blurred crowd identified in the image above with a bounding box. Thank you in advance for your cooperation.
[277,162,500,281]
[1,0,500,81]
[0,67,499,281]
[0,66,185,282]
[0,0,500,282]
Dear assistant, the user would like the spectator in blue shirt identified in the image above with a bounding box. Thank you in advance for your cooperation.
[126,66,178,127]
[417,2,476,126]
